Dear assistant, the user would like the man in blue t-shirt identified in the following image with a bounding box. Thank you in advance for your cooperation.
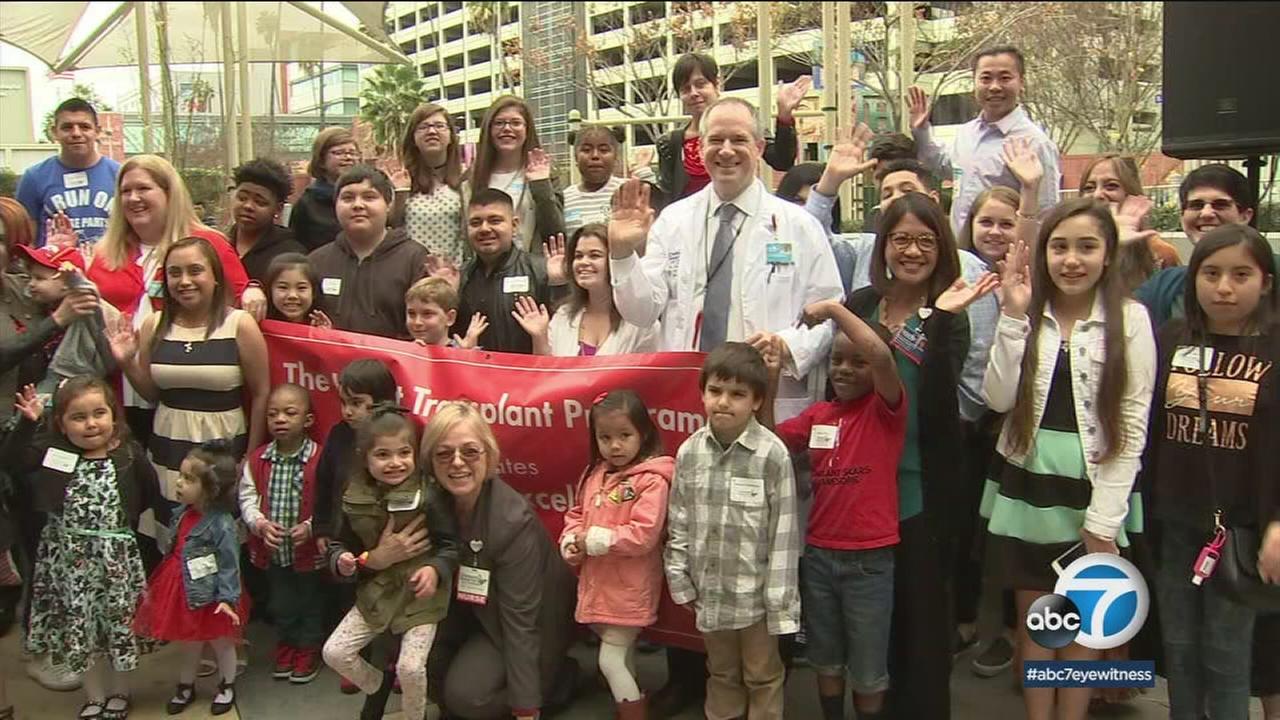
[16,98,121,249]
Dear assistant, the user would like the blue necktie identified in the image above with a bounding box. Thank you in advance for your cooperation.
[700,203,739,351]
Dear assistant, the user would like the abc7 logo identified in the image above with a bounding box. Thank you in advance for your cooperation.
[1026,554,1149,650]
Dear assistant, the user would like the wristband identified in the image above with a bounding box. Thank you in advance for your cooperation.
[245,279,263,289]
[1016,211,1040,222]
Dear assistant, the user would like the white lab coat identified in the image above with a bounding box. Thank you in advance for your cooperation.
[609,180,843,418]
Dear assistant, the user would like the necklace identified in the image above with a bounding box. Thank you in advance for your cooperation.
[880,295,924,335]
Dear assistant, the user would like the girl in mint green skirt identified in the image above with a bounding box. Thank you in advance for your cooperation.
[980,198,1157,720]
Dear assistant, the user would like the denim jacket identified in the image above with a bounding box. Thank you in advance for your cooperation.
[162,507,241,610]
[983,297,1157,539]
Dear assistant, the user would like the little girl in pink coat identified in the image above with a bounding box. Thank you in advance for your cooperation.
[560,390,673,719]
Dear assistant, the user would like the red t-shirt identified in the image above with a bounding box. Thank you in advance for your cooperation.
[681,135,710,198]
[775,390,908,550]
[88,226,250,315]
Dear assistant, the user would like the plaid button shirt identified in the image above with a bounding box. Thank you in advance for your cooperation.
[263,438,316,567]
[664,418,800,634]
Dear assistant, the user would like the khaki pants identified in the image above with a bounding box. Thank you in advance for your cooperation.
[702,619,785,720]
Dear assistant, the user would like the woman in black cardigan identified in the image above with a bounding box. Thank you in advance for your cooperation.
[655,52,808,201]
[844,191,997,720]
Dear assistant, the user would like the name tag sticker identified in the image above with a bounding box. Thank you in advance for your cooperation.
[63,171,89,189]
[809,424,838,450]
[457,565,491,605]
[729,476,765,506]
[503,275,530,294]
[42,447,79,473]
[186,553,218,580]
[322,278,342,296]
[1172,346,1213,372]
[766,241,794,265]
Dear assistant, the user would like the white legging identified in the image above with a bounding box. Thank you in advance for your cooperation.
[323,607,437,720]
[595,624,642,702]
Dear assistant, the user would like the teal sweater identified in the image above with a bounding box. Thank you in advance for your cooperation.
[1136,252,1280,329]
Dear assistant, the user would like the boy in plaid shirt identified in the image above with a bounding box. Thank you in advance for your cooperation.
[664,342,800,720]
[239,383,326,683]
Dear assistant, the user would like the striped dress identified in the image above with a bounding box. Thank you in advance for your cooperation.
[149,310,248,500]
[980,344,1143,591]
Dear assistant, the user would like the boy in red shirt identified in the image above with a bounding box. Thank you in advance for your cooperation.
[761,298,907,720]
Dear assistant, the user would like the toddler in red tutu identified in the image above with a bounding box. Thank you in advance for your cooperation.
[133,440,249,716]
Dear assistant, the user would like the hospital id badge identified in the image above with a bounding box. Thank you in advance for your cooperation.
[457,565,491,605]
[186,553,218,580]
[766,241,794,265]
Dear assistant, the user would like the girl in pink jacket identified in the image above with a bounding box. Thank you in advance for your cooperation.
[560,390,673,719]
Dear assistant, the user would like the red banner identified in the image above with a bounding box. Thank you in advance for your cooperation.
[263,320,705,648]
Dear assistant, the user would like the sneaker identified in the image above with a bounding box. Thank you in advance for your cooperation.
[340,676,361,695]
[971,636,1015,677]
[273,645,296,680]
[290,650,321,684]
[953,629,979,660]
[25,656,82,691]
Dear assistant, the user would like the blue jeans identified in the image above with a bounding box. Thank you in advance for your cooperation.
[800,544,894,694]
[1157,524,1256,720]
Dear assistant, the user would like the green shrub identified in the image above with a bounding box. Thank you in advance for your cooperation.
[1150,203,1182,232]
[0,169,17,198]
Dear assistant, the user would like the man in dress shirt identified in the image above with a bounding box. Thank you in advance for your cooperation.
[608,97,843,421]
[908,45,1061,235]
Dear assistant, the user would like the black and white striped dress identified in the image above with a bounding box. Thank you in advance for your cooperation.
[148,309,248,500]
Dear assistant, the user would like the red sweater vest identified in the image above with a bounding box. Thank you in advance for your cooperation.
[246,441,322,571]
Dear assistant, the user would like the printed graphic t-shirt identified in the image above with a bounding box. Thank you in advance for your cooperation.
[16,155,121,248]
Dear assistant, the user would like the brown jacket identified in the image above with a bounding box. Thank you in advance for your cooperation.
[307,227,427,338]
[432,477,576,714]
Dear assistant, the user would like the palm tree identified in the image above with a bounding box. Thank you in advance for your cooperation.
[358,63,426,154]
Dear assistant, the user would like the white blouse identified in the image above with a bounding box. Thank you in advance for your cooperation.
[547,305,659,357]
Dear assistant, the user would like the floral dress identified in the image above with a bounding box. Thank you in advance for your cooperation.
[25,458,151,674]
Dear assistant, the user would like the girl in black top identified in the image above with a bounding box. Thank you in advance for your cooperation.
[1147,224,1279,720]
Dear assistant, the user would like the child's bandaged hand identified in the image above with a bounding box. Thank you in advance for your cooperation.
[585,526,615,557]
[410,565,439,598]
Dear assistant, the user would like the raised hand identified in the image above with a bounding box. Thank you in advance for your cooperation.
[214,602,241,627]
[424,254,461,289]
[1112,195,1160,246]
[799,299,837,328]
[525,147,552,182]
[45,212,79,250]
[108,323,140,366]
[241,286,268,322]
[455,312,489,349]
[607,179,654,259]
[907,85,931,130]
[308,309,334,329]
[817,124,878,195]
[14,384,42,422]
[51,291,101,328]
[1000,136,1044,191]
[776,74,813,120]
[511,296,550,339]
[542,233,568,286]
[410,565,440,598]
[935,273,1000,314]
[996,239,1033,318]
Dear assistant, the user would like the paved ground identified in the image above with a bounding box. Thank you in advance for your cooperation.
[5,615,1267,719]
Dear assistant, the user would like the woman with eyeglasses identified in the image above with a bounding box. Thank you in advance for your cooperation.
[463,96,564,255]
[391,103,467,264]
[420,402,578,720]
[844,191,999,719]
[291,128,361,252]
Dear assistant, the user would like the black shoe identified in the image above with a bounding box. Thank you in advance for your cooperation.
[210,681,235,716]
[971,636,1015,677]
[359,670,395,720]
[165,684,194,715]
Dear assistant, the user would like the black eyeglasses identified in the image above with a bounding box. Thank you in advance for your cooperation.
[887,232,939,252]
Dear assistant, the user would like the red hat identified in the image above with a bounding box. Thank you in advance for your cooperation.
[13,244,86,274]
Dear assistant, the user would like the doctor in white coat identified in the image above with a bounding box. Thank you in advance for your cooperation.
[607,97,843,420]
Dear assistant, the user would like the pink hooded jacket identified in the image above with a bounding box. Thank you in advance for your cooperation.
[559,455,674,627]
